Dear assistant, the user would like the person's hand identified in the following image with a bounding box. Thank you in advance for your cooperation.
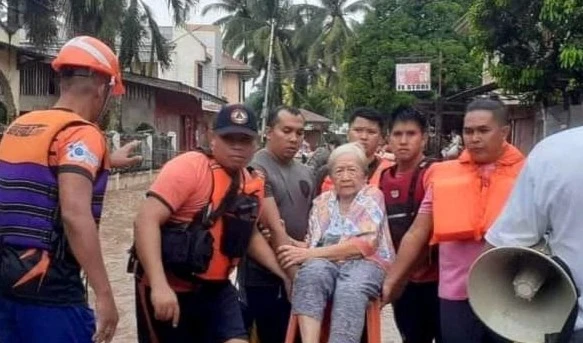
[277,245,312,269]
[290,239,309,248]
[110,140,143,168]
[150,282,180,327]
[92,291,119,343]
[381,278,406,306]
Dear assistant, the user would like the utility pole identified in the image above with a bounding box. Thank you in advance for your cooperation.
[435,49,444,154]
[260,20,276,143]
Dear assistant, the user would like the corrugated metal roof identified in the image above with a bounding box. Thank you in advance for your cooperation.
[300,108,332,123]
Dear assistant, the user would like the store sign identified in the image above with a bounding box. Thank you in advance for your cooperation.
[396,63,431,92]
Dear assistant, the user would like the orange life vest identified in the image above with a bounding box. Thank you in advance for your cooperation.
[198,159,265,281]
[430,144,525,244]
[0,110,109,251]
[320,157,393,192]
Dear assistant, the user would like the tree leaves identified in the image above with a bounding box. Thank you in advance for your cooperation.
[341,0,480,114]
[471,0,583,102]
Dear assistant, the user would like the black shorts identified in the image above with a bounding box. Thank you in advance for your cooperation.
[135,279,248,343]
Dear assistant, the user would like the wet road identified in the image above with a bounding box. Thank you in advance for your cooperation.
[95,183,403,342]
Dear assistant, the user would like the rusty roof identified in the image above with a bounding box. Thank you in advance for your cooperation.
[300,108,332,123]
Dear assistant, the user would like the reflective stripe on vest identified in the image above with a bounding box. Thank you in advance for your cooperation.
[430,145,525,244]
[197,158,265,281]
[0,110,109,251]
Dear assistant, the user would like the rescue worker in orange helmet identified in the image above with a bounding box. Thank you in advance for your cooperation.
[132,104,292,343]
[0,36,141,343]
[382,98,524,343]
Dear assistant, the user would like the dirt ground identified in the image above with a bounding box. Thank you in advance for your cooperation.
[97,184,403,343]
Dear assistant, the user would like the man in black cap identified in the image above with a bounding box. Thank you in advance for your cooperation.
[132,104,291,343]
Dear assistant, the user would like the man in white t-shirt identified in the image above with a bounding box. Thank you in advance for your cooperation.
[485,126,583,341]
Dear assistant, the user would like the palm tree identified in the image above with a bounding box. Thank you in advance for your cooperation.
[118,0,173,75]
[202,0,252,62]
[205,0,296,107]
[291,0,370,86]
[0,0,194,70]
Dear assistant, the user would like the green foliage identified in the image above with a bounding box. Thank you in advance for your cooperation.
[16,0,60,47]
[470,0,583,101]
[245,89,264,117]
[0,0,190,70]
[340,0,480,114]
[119,0,174,73]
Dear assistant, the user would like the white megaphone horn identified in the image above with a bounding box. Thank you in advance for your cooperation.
[468,241,579,343]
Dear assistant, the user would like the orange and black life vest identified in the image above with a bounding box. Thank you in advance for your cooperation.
[0,110,109,252]
[430,144,525,244]
[381,158,435,249]
[381,158,438,283]
[197,158,265,281]
[139,154,266,285]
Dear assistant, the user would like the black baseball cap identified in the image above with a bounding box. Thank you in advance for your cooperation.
[213,104,258,137]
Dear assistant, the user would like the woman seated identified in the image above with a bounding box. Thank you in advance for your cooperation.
[278,142,394,343]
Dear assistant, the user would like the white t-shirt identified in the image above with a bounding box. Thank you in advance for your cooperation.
[486,126,583,330]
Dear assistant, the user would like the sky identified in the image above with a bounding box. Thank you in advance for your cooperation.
[142,0,224,26]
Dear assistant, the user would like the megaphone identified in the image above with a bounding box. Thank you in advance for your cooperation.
[468,245,578,343]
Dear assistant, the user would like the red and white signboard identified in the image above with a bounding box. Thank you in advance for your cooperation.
[396,63,431,92]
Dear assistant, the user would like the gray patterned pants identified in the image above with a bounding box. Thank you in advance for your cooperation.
[291,258,385,343]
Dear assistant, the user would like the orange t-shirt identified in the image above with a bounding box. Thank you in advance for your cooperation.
[48,125,108,179]
[146,152,214,291]
[148,152,213,222]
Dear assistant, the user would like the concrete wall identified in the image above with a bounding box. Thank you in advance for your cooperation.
[537,104,583,140]
[0,46,20,117]
[159,27,206,89]
[222,72,241,103]
[155,89,203,151]
[19,95,56,112]
[191,27,223,96]
[121,97,155,132]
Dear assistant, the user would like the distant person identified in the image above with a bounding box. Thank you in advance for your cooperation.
[307,136,341,174]
[441,129,462,160]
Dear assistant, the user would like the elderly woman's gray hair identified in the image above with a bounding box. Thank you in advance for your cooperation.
[327,142,368,173]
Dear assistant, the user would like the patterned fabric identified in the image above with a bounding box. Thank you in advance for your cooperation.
[306,185,395,268]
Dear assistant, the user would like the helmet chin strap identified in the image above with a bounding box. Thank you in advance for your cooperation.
[96,77,114,126]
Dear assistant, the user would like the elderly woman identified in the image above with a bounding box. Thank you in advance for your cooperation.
[278,142,394,343]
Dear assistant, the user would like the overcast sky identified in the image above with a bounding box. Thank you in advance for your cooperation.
[142,0,224,26]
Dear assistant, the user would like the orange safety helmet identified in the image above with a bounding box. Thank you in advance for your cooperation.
[51,36,125,96]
